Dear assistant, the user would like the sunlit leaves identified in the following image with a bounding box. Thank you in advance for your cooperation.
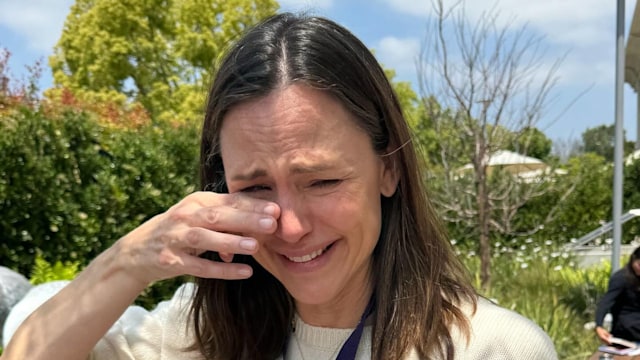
[50,0,278,123]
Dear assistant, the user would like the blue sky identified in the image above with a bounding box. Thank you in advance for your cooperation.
[1,0,638,146]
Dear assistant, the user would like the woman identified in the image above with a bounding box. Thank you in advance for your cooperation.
[596,247,640,344]
[2,13,557,360]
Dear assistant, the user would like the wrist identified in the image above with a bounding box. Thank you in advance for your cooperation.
[88,242,150,295]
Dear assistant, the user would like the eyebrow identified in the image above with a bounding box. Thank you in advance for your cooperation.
[230,163,336,181]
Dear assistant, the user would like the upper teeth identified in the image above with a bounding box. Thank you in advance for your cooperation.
[287,248,325,263]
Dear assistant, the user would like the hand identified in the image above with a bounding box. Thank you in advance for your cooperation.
[113,191,280,287]
[596,326,612,345]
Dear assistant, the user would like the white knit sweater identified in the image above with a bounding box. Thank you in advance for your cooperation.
[4,281,558,359]
[86,283,558,360]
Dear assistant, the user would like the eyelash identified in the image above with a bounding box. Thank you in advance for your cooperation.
[240,179,342,192]
[310,179,341,188]
[240,185,270,193]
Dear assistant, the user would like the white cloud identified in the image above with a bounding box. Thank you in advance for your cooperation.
[382,0,430,17]
[556,58,613,87]
[374,36,421,82]
[0,0,74,52]
[382,0,626,48]
[278,0,333,13]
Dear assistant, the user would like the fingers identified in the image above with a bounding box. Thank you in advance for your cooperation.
[595,327,611,345]
[180,227,259,256]
[181,255,254,280]
[219,252,234,263]
[192,205,277,234]
[154,231,254,280]
[172,192,280,235]
[119,191,278,284]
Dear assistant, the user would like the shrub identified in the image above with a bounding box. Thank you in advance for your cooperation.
[0,105,199,277]
[29,252,80,285]
[461,242,609,359]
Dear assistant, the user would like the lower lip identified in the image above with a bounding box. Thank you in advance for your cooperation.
[280,242,336,272]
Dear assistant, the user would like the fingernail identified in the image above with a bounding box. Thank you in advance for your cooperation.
[240,239,257,251]
[259,217,274,229]
[238,267,252,277]
[264,204,277,215]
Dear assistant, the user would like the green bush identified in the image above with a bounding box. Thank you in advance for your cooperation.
[461,243,610,360]
[0,106,199,305]
[29,252,81,285]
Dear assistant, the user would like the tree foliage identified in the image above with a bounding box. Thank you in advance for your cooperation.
[508,127,553,161]
[581,124,635,162]
[383,69,440,166]
[624,157,640,240]
[0,105,199,275]
[0,47,42,110]
[418,0,566,288]
[49,0,278,123]
[529,153,612,242]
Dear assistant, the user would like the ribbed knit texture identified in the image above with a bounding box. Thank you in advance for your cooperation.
[7,283,555,359]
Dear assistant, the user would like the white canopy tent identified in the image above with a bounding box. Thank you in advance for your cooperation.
[457,150,549,176]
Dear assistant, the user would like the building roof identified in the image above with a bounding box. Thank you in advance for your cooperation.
[627,1,640,92]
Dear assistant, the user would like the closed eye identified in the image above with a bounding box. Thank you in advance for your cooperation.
[240,185,271,193]
[310,179,342,188]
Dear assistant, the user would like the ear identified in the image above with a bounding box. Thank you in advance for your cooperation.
[379,156,399,197]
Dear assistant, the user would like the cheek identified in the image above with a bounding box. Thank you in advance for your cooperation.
[314,192,367,226]
[324,192,383,241]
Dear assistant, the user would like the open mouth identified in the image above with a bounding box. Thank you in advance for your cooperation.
[285,243,334,263]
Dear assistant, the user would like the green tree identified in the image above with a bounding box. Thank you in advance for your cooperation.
[49,0,278,123]
[384,69,439,165]
[543,153,612,242]
[624,157,640,240]
[419,0,567,289]
[581,124,635,162]
[508,127,552,161]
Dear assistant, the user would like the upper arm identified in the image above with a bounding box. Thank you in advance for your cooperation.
[91,283,199,360]
[460,299,558,360]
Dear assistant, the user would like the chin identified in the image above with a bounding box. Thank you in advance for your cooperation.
[283,280,339,306]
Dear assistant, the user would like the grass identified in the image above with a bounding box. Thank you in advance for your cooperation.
[461,242,610,359]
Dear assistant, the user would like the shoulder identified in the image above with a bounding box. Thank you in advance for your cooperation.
[611,268,628,282]
[92,282,200,359]
[3,280,70,347]
[451,297,558,360]
[606,269,630,290]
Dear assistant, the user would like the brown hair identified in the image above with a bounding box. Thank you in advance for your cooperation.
[193,12,477,360]
[624,246,640,290]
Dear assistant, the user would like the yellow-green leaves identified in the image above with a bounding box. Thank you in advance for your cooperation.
[50,0,278,124]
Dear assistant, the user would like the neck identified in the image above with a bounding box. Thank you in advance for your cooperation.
[295,267,373,328]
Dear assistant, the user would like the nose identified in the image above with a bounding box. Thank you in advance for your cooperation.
[274,192,311,243]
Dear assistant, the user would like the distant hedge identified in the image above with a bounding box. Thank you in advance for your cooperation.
[0,107,199,275]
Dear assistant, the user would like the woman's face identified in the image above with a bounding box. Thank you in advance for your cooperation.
[632,259,640,276]
[220,84,397,324]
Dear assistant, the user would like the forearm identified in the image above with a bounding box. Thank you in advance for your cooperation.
[2,191,276,359]
[2,244,147,360]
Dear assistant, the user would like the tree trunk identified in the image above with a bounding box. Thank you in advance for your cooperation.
[477,176,491,290]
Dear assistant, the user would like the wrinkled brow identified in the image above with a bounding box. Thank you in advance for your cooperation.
[231,163,336,181]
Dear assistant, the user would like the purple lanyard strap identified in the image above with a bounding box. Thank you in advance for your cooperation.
[283,296,375,360]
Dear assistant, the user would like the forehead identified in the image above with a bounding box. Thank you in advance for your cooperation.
[219,85,370,157]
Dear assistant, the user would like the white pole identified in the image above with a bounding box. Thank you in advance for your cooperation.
[612,0,626,271]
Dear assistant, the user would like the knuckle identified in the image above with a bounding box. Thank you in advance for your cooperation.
[219,235,235,253]
[168,206,190,223]
[184,228,201,247]
[203,207,223,225]
[156,248,179,268]
[230,192,261,211]
[226,192,243,209]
